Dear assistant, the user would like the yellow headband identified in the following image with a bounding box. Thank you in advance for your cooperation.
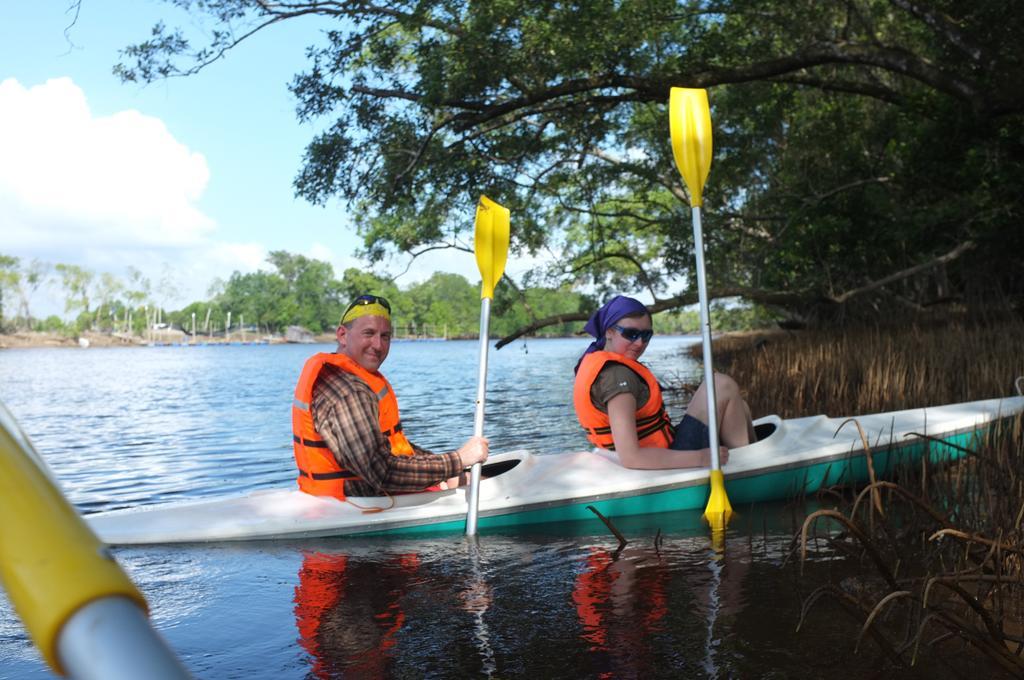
[341,302,391,325]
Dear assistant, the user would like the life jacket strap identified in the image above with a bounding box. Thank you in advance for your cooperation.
[293,434,329,448]
[382,422,404,437]
[584,410,667,436]
[636,415,673,442]
[585,409,672,444]
[297,468,361,481]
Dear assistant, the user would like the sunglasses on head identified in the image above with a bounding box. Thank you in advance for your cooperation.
[612,324,653,343]
[344,294,391,315]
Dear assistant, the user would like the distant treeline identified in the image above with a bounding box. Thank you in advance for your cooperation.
[0,250,774,339]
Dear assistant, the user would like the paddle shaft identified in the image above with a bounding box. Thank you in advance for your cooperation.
[59,597,189,680]
[692,206,722,469]
[465,297,492,536]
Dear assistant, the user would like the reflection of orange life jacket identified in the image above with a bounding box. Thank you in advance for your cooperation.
[292,353,415,499]
[573,549,617,651]
[294,552,420,679]
[573,351,674,450]
[573,547,669,657]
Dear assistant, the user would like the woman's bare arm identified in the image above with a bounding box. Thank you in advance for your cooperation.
[606,393,727,470]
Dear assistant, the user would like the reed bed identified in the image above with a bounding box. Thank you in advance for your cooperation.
[719,320,1024,673]
[795,413,1024,674]
[629,323,1024,671]
[701,320,1024,419]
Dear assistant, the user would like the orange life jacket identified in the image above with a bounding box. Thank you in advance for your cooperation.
[292,352,415,499]
[572,351,674,450]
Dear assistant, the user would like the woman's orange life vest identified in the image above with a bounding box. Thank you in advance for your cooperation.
[292,352,415,499]
[573,351,674,450]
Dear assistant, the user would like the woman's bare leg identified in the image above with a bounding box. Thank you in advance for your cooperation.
[686,372,756,448]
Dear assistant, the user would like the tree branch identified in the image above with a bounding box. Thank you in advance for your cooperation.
[766,73,904,106]
[565,250,660,301]
[494,286,812,349]
[494,240,977,348]
[831,240,975,304]
[888,0,986,64]
[389,242,473,282]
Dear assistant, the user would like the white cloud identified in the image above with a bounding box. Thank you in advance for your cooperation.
[0,77,584,317]
[305,242,360,277]
[0,78,214,252]
[306,242,334,262]
[0,77,271,314]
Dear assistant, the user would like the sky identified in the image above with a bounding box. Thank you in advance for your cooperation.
[0,1,488,318]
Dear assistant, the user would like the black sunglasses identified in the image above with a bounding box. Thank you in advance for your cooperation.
[612,324,653,343]
[344,294,392,316]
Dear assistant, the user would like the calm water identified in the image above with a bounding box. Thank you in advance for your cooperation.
[0,338,984,678]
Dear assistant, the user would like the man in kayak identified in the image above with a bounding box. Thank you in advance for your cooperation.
[573,295,755,469]
[292,294,488,500]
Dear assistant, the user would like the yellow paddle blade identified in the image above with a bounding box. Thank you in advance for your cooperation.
[474,195,510,299]
[702,469,734,532]
[669,87,713,208]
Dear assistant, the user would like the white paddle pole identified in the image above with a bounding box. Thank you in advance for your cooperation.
[692,207,721,470]
[465,297,492,536]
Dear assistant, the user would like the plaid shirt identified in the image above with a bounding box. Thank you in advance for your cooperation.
[311,363,462,496]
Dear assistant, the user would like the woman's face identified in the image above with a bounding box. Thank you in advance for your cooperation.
[604,314,653,361]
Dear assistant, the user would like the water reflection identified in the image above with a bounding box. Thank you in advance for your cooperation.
[284,529,763,679]
[292,540,503,679]
[464,541,498,678]
[294,550,421,678]
[573,545,671,676]
[5,507,965,678]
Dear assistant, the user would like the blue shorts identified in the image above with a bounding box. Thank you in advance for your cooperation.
[671,414,710,451]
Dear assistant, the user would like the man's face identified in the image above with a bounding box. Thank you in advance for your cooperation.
[337,315,392,372]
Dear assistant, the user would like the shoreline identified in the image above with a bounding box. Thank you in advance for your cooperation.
[0,331,478,349]
[1,329,774,350]
[0,331,298,349]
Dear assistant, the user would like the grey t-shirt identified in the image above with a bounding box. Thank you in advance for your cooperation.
[589,362,650,413]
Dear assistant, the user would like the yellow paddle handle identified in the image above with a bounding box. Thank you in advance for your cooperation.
[0,418,147,674]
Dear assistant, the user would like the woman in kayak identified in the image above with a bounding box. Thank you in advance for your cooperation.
[572,295,756,469]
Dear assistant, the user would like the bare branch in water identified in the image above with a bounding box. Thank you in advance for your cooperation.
[586,505,628,551]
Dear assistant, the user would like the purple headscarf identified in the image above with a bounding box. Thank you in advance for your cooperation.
[574,295,651,373]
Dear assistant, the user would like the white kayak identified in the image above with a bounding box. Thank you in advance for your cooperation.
[86,395,1024,544]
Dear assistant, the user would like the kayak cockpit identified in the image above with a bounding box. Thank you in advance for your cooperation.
[754,418,778,441]
[480,457,521,477]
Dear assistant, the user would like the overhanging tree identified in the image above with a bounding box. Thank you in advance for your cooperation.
[114,0,1024,337]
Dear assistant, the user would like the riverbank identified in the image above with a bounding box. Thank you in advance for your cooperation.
[0,330,294,349]
[0,331,129,349]
[1,330,543,348]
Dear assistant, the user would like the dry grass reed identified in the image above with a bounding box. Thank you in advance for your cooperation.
[798,413,1024,675]
[694,320,1024,672]
[701,320,1024,419]
[796,413,1024,674]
